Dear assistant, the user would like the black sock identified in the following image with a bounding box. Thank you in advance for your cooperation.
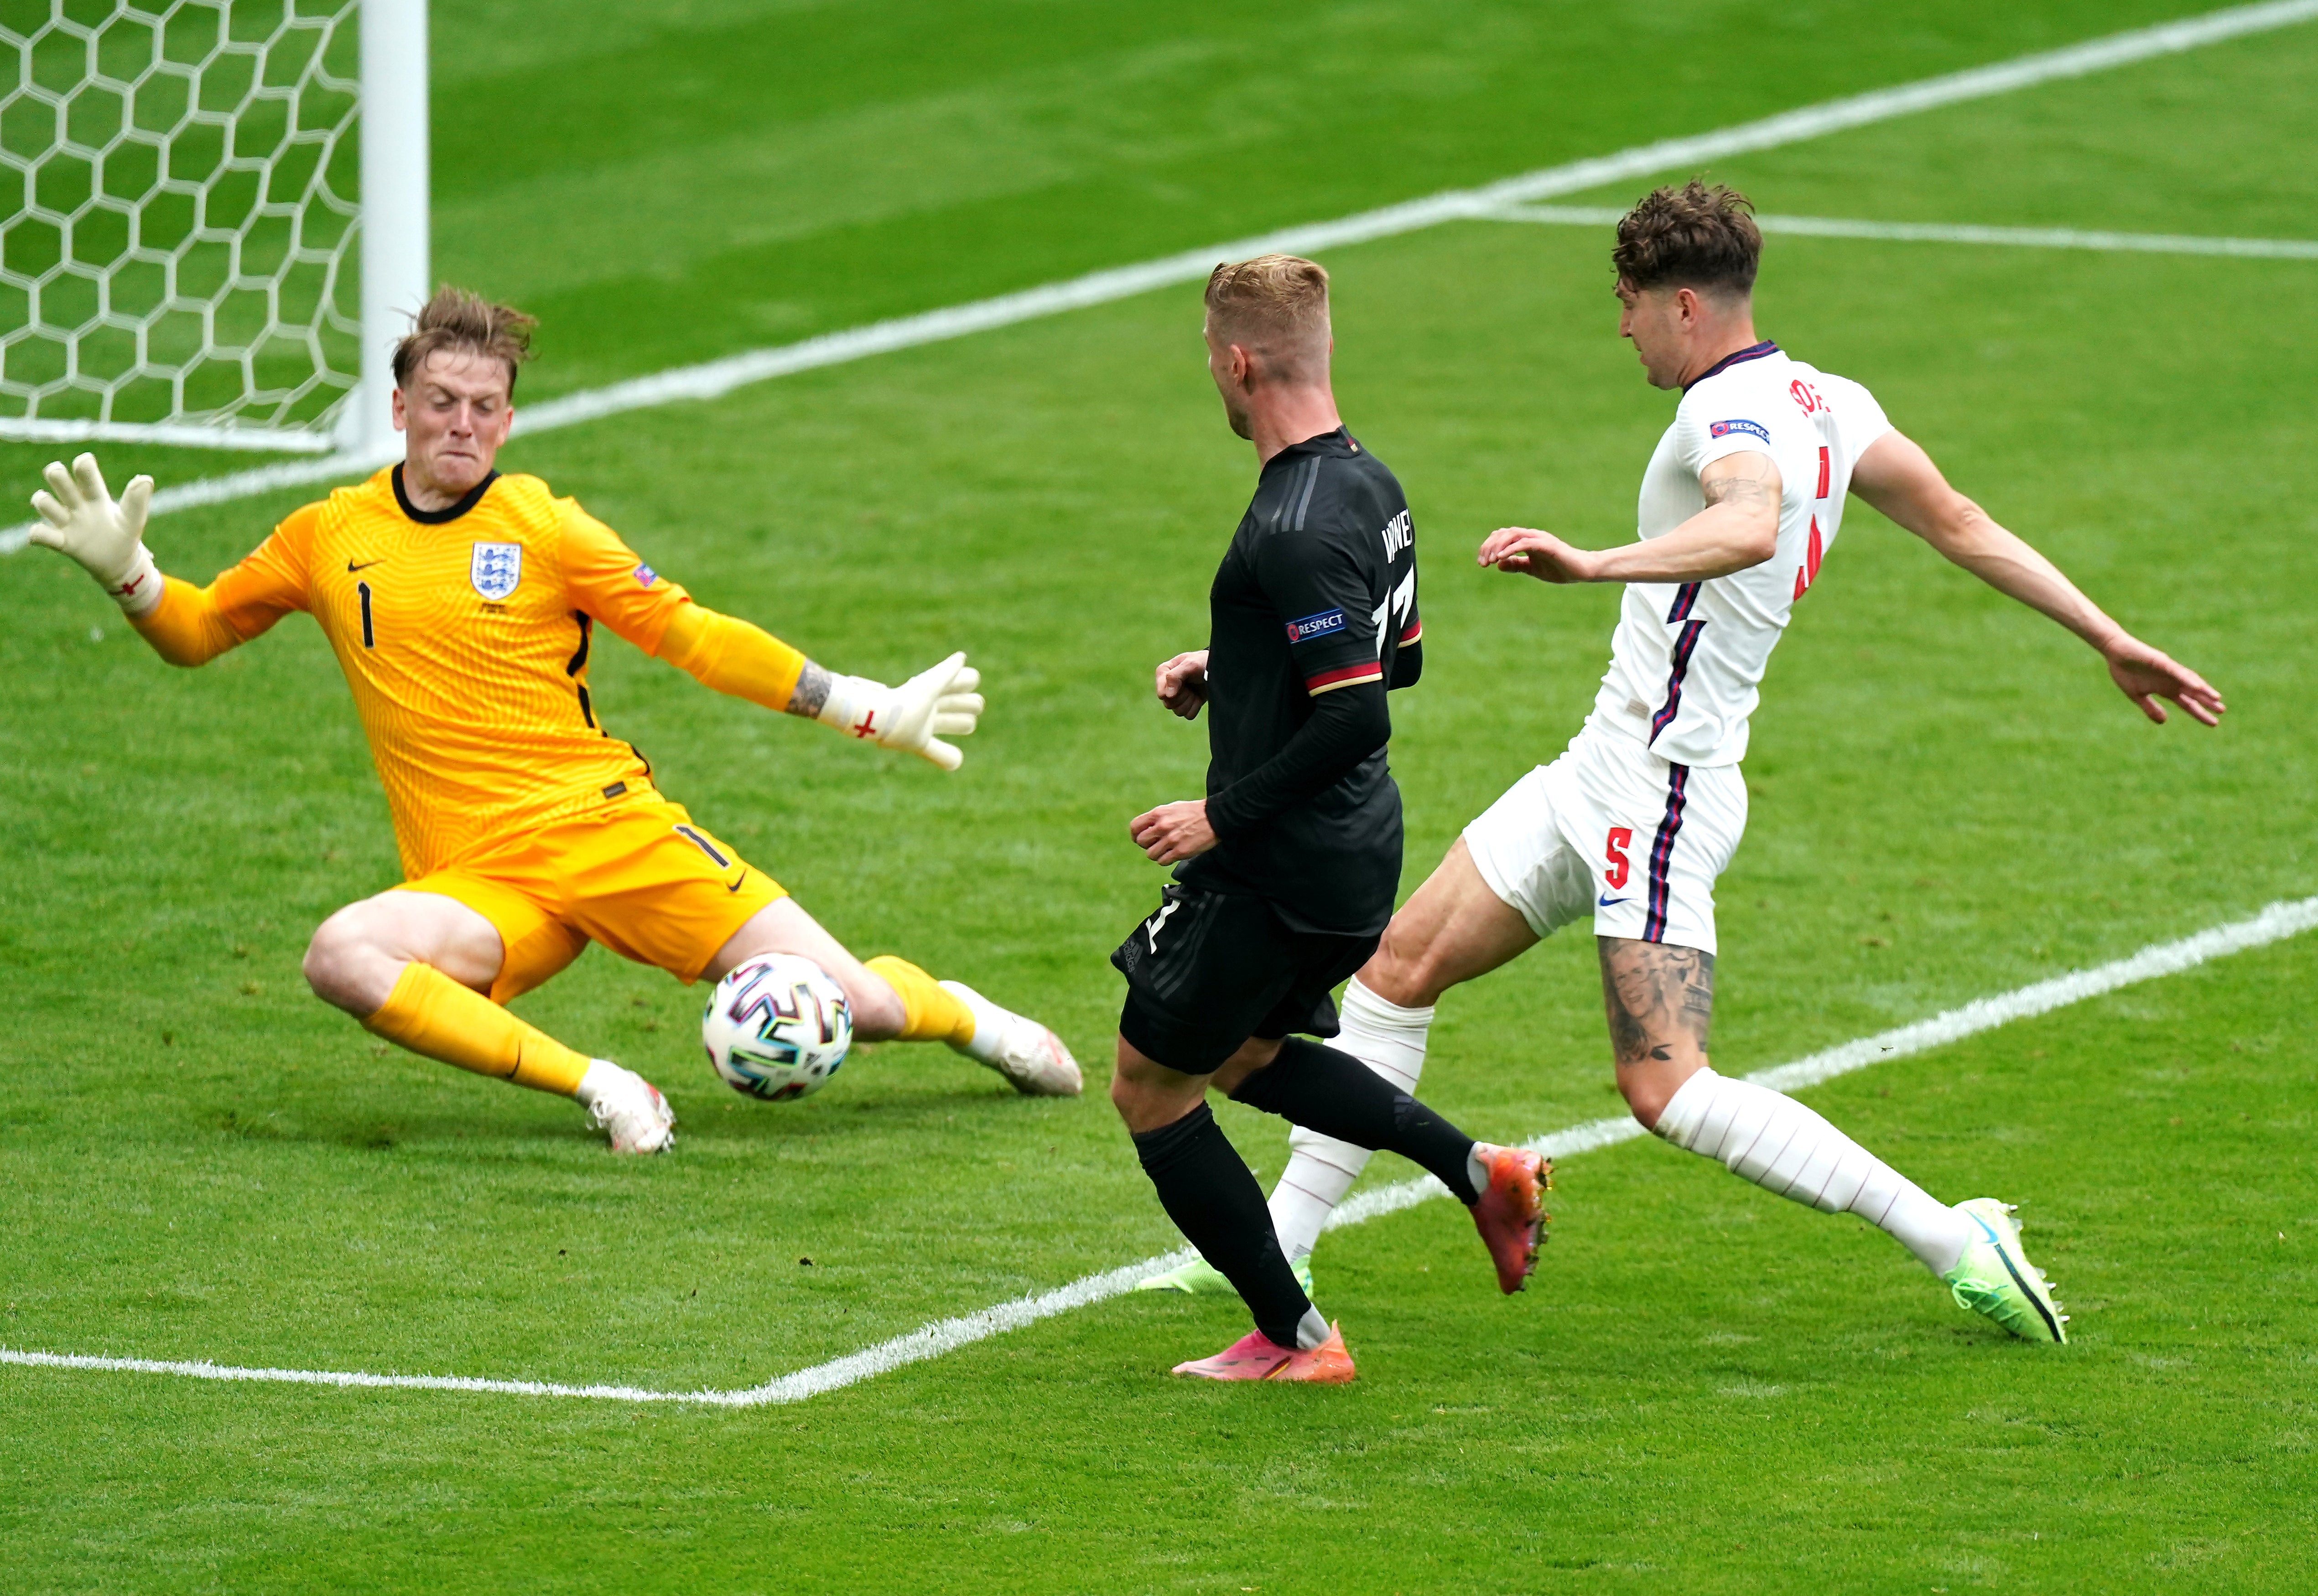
[1229,1036,1481,1203]
[1131,1101,1313,1347]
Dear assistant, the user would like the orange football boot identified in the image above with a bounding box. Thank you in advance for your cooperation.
[1470,1145,1550,1293]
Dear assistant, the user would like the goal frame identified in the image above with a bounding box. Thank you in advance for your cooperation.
[0,0,429,458]
[342,0,425,459]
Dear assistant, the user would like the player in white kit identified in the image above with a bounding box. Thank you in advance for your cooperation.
[1140,181,2224,1341]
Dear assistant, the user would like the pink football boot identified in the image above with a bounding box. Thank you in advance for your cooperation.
[1171,1323,1356,1384]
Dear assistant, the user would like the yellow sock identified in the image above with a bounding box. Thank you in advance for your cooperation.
[363,962,592,1097]
[863,955,977,1047]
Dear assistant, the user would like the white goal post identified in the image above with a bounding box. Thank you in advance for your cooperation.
[0,0,428,457]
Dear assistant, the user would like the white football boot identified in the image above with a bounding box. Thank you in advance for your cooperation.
[939,980,1083,1097]
[579,1060,676,1154]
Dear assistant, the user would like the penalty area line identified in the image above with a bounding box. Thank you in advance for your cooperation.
[5,894,2313,1409]
[1326,894,2318,1228]
[6,0,2316,554]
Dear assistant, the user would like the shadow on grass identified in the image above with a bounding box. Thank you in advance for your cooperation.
[206,1076,1059,1156]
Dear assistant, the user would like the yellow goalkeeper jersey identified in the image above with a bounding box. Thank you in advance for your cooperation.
[134,466,702,879]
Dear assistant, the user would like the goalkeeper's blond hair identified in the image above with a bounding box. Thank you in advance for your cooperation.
[1203,254,1330,383]
[392,285,537,394]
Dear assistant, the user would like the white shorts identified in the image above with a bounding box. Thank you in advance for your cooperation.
[1461,726,1746,955]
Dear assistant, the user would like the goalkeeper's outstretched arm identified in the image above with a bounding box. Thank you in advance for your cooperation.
[654,603,984,772]
[28,454,302,665]
[559,503,983,769]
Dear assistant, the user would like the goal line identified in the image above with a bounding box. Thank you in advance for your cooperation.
[4,0,2313,554]
[6,894,2313,1409]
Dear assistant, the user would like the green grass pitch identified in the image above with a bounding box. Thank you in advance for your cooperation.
[4,2,2317,1589]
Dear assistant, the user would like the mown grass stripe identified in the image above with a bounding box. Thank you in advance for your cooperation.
[7,0,2313,553]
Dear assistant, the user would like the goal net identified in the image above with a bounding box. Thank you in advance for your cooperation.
[0,0,426,456]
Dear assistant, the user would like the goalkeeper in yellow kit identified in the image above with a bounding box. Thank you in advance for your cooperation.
[26,287,1081,1153]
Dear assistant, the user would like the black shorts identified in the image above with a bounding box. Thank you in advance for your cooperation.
[1111,883,1378,1073]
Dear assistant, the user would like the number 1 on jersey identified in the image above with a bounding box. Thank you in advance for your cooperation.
[357,580,375,649]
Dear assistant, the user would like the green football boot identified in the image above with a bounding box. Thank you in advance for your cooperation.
[1134,1252,1315,1297]
[1943,1197,2067,1343]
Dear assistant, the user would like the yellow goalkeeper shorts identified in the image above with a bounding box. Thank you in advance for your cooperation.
[395,794,787,1003]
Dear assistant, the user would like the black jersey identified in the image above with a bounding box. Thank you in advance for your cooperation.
[1179,426,1422,935]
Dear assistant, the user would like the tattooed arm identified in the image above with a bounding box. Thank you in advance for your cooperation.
[659,606,979,768]
[686,644,885,727]
[783,660,832,720]
[1477,451,1780,584]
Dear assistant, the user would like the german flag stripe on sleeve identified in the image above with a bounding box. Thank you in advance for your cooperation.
[1307,661,1386,695]
[1398,619,1423,644]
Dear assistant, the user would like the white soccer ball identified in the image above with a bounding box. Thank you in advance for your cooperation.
[702,953,853,1102]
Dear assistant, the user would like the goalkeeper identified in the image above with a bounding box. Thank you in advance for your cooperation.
[25,286,1081,1154]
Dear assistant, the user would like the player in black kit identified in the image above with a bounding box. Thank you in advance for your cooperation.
[1110,255,1549,1383]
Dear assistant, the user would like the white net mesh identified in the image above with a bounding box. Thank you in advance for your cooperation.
[0,0,360,449]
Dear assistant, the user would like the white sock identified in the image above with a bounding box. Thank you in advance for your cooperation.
[573,1058,624,1109]
[1653,1068,1972,1276]
[937,980,1008,1063]
[1267,979,1434,1260]
[1293,1306,1331,1351]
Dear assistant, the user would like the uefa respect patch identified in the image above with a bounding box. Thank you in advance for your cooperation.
[634,564,658,586]
[1710,419,1771,443]
[1284,607,1347,645]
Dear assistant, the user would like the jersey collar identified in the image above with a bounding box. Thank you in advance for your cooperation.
[392,463,500,525]
[1682,340,1779,393]
[1264,425,1358,472]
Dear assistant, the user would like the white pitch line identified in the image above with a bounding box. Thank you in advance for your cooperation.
[6,894,2312,1408]
[5,0,2312,555]
[0,1249,1202,1410]
[1481,203,2318,259]
[0,417,341,453]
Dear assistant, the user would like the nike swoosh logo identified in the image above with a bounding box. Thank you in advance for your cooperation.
[1597,894,1629,907]
[347,558,385,572]
[725,869,748,894]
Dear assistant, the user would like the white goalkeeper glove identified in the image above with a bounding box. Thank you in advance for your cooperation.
[29,453,162,615]
[816,651,984,771]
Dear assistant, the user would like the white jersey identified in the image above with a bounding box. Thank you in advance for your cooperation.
[1590,342,1891,767]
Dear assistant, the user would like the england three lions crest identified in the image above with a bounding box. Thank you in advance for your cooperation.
[469,541,523,601]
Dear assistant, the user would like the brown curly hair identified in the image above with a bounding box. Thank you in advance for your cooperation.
[1611,181,1762,297]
